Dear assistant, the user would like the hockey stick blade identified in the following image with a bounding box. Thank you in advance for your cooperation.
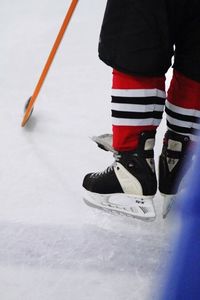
[21,97,34,127]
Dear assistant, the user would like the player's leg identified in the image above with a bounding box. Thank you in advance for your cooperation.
[159,0,200,216]
[83,70,166,221]
[83,0,173,220]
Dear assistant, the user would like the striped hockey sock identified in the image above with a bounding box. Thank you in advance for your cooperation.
[111,70,166,151]
[166,70,200,141]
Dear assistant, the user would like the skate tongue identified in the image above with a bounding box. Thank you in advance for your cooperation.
[91,134,117,154]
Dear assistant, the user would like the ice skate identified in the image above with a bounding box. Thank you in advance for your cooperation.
[83,131,157,221]
[159,130,192,218]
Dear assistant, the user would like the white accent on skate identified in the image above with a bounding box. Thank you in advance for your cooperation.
[166,139,182,172]
[161,194,176,218]
[146,158,155,173]
[112,88,166,99]
[83,190,156,221]
[112,117,161,126]
[167,158,179,172]
[111,103,164,112]
[114,163,143,195]
[167,139,182,152]
[144,138,155,150]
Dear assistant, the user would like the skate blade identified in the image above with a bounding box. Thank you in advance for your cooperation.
[161,194,176,218]
[83,190,156,222]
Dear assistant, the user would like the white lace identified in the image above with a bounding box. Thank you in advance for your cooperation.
[91,154,121,178]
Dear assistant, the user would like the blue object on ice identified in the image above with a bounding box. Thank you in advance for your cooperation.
[160,143,200,300]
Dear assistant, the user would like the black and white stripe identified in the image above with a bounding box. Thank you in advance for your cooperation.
[111,89,166,126]
[165,100,200,141]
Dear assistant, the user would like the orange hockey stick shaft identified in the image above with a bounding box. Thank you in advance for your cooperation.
[21,0,79,127]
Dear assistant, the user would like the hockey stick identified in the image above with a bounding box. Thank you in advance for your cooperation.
[21,0,79,127]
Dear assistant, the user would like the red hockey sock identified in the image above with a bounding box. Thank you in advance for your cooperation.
[112,69,166,151]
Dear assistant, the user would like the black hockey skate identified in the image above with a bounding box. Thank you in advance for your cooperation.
[83,131,157,221]
[159,130,192,218]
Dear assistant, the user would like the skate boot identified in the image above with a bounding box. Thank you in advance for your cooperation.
[159,130,192,218]
[83,131,157,221]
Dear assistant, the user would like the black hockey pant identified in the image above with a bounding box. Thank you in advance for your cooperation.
[99,0,200,82]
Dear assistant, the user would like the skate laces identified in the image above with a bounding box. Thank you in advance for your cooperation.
[91,153,121,177]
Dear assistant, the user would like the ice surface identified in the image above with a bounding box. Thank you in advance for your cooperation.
[0,0,176,299]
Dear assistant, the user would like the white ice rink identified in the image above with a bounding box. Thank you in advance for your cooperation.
[0,1,176,299]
